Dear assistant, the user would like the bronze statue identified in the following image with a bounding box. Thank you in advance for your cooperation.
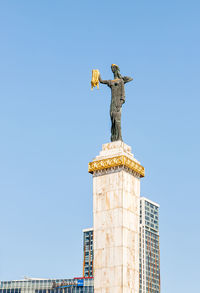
[91,64,133,142]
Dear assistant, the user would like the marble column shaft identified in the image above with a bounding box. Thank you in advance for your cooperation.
[89,141,144,293]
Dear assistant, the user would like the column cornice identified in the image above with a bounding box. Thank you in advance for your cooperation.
[88,155,145,178]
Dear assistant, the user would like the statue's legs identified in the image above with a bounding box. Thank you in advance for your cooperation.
[110,110,122,142]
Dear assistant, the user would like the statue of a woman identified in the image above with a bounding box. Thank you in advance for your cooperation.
[99,64,133,142]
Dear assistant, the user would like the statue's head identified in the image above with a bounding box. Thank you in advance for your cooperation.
[111,64,119,73]
[111,64,122,79]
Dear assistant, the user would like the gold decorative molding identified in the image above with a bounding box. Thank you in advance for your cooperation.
[88,155,145,178]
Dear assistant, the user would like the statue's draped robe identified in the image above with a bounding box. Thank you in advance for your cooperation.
[99,74,132,142]
[106,78,125,141]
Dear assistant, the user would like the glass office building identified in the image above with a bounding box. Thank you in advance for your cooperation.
[0,278,93,293]
[82,228,93,278]
[139,197,160,293]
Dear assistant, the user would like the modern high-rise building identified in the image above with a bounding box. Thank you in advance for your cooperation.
[82,197,160,293]
[83,229,93,278]
[0,277,93,293]
[139,197,160,293]
[83,228,93,278]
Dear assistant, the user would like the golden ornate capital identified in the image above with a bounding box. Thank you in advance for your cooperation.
[88,155,145,178]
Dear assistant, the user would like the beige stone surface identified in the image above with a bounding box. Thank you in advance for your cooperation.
[94,141,140,164]
[92,142,142,293]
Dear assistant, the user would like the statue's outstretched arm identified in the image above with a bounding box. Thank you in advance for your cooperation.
[99,75,111,86]
[123,76,133,84]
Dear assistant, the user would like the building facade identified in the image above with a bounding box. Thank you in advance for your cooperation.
[0,278,93,293]
[82,229,93,278]
[83,197,161,293]
[83,228,93,278]
[139,197,160,293]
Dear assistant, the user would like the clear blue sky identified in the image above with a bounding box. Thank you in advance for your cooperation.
[0,0,199,291]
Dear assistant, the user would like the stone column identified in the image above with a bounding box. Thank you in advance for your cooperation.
[89,141,145,293]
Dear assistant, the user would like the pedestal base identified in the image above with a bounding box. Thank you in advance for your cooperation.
[89,142,144,293]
